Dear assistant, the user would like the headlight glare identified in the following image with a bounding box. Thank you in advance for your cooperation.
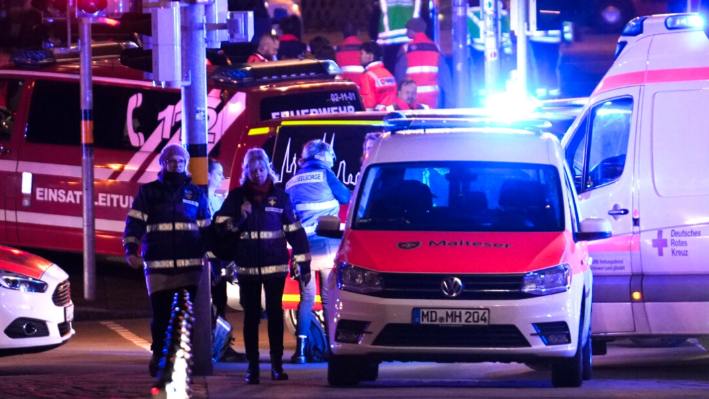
[0,275,48,293]
[337,262,383,294]
[521,264,571,296]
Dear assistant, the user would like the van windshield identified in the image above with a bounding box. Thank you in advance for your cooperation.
[260,90,363,120]
[353,161,565,232]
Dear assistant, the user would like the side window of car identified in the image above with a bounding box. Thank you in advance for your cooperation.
[585,97,633,190]
[0,79,23,142]
[564,116,588,192]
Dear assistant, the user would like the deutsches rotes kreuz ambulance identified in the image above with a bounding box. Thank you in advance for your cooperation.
[317,118,612,387]
[561,13,709,349]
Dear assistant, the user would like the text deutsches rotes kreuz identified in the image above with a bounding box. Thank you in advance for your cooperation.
[36,188,133,208]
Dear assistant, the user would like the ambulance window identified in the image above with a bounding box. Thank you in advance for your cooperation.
[586,98,633,190]
[564,116,588,192]
[260,90,363,121]
[0,79,23,141]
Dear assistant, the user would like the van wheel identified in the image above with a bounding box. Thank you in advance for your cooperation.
[361,361,379,381]
[582,329,593,380]
[551,296,587,387]
[328,355,362,386]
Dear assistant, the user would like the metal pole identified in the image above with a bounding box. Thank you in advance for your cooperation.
[516,0,528,94]
[430,0,440,47]
[483,0,501,94]
[452,0,469,107]
[182,0,213,376]
[79,18,96,301]
[67,0,72,47]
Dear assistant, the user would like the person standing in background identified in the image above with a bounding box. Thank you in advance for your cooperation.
[207,158,228,319]
[336,23,364,87]
[359,41,397,111]
[247,33,279,62]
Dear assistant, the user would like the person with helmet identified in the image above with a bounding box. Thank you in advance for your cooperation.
[393,78,429,110]
[214,148,311,384]
[359,41,397,111]
[285,140,351,364]
[336,22,364,87]
[247,33,279,63]
[376,0,423,46]
[123,143,211,378]
[394,17,452,109]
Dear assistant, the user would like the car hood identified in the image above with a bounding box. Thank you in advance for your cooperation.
[340,230,570,274]
[0,246,54,279]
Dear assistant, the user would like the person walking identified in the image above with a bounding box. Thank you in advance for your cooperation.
[214,148,311,384]
[207,158,229,319]
[359,41,397,111]
[285,140,351,364]
[123,143,211,378]
[394,17,452,108]
[392,78,429,110]
[336,23,364,87]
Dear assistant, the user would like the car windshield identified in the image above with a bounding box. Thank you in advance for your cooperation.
[353,161,564,232]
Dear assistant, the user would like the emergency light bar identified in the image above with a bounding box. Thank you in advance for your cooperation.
[11,41,138,66]
[665,14,705,30]
[211,59,341,87]
[385,116,552,135]
[621,16,647,37]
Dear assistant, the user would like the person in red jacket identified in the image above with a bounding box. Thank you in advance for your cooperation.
[359,41,397,111]
[393,78,430,110]
[247,33,278,63]
[336,23,364,87]
[394,18,453,109]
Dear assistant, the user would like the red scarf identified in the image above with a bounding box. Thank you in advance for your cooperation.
[248,177,272,203]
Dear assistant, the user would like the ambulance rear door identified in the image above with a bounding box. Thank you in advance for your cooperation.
[563,86,641,334]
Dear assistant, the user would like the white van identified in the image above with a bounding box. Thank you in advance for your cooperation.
[561,13,709,349]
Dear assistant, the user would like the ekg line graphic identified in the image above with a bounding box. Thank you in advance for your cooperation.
[277,133,360,186]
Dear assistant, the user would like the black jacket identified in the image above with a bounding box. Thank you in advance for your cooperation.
[123,172,211,275]
[214,179,311,280]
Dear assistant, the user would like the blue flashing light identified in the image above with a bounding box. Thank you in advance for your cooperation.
[666,14,705,30]
[621,16,647,37]
[10,48,56,67]
[484,91,543,121]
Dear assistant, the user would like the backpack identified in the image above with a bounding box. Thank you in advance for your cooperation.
[212,316,232,363]
[304,318,328,363]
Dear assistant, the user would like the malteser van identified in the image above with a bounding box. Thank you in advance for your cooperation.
[561,13,709,349]
[318,118,612,387]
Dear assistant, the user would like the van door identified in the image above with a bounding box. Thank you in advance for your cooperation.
[0,78,24,244]
[564,87,639,334]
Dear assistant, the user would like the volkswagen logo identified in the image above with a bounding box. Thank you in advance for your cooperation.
[441,277,464,298]
[397,241,421,250]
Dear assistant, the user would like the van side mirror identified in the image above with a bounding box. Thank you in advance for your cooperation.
[316,215,344,239]
[576,218,612,241]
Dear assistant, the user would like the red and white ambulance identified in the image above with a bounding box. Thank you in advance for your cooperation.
[562,13,709,349]
[0,50,362,255]
[318,118,612,387]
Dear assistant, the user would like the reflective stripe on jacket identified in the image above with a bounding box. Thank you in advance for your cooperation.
[285,160,351,235]
[214,179,310,280]
[360,61,397,110]
[123,173,210,275]
[336,36,364,86]
[402,33,440,109]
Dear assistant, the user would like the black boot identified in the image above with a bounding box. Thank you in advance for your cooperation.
[271,362,289,381]
[291,336,307,364]
[148,354,160,378]
[246,362,260,385]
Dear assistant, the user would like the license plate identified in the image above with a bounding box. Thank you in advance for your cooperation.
[65,305,74,322]
[413,308,489,325]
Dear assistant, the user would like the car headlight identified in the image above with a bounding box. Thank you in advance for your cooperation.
[337,262,383,294]
[521,264,571,296]
[0,270,48,293]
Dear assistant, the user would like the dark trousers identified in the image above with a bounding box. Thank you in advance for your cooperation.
[149,285,198,358]
[211,279,228,319]
[239,276,287,366]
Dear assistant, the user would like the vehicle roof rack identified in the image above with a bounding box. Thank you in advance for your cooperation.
[384,114,552,135]
[210,59,341,87]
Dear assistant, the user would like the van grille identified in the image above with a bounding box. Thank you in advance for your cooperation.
[52,280,71,307]
[372,273,528,300]
[372,324,530,348]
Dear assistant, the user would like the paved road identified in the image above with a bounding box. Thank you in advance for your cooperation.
[2,312,709,398]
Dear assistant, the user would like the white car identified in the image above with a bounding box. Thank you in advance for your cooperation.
[0,246,74,356]
[318,118,612,387]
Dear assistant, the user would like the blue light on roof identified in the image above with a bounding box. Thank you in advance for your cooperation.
[621,16,647,37]
[10,48,56,67]
[666,14,705,30]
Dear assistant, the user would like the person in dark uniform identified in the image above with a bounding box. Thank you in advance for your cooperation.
[123,143,211,377]
[214,148,311,384]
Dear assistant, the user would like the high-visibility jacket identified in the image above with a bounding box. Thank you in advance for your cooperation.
[247,52,268,63]
[378,0,421,45]
[285,160,351,236]
[392,97,429,110]
[400,32,440,109]
[467,3,512,54]
[335,36,364,87]
[360,61,397,110]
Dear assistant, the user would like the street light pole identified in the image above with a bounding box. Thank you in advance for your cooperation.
[452,0,469,107]
[182,0,213,376]
[79,17,96,301]
[515,0,528,94]
[482,0,501,94]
